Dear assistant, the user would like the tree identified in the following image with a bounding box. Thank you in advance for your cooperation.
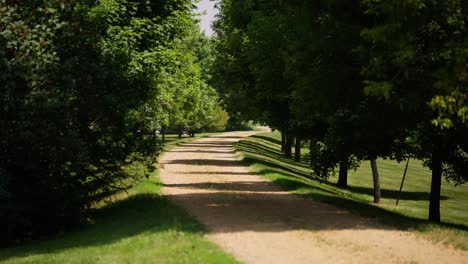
[361,0,468,221]
[0,0,209,245]
[213,0,467,222]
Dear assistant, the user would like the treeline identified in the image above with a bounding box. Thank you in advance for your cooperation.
[213,0,467,222]
[0,0,227,246]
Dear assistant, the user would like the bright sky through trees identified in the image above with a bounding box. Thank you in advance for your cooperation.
[195,0,218,36]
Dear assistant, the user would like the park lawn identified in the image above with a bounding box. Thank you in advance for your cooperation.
[0,133,238,264]
[236,131,468,250]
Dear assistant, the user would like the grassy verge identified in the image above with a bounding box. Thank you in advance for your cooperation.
[236,131,468,250]
[0,133,238,264]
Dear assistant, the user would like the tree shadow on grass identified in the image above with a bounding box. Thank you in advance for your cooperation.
[242,156,311,179]
[0,193,203,261]
[237,136,468,232]
[236,141,282,160]
[250,134,282,146]
[237,140,310,170]
[300,188,467,231]
[268,177,337,196]
[343,185,449,201]
[261,169,467,232]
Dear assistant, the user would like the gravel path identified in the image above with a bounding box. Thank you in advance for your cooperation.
[160,131,468,264]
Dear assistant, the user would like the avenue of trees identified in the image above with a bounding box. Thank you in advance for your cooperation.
[213,0,467,222]
[0,0,227,245]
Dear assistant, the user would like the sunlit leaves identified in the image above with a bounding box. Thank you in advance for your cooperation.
[429,93,468,128]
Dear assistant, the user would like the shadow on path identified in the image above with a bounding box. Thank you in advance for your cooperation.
[163,181,283,192]
[166,159,242,167]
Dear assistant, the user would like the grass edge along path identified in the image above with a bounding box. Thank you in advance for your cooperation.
[235,131,468,251]
[0,133,239,264]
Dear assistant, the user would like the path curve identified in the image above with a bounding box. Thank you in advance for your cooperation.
[160,131,468,264]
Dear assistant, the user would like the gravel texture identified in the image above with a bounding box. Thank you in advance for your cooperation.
[160,131,468,264]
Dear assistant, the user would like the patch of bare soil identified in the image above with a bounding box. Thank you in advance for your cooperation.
[160,131,468,264]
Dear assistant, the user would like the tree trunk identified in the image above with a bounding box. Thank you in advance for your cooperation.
[294,136,301,162]
[337,157,348,187]
[161,127,166,143]
[285,134,292,158]
[429,146,442,222]
[178,125,182,139]
[281,132,286,152]
[370,159,381,203]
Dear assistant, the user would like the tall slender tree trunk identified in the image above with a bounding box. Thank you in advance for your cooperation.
[294,136,301,162]
[337,157,348,187]
[285,134,293,158]
[370,159,381,203]
[161,126,166,143]
[281,132,286,152]
[429,146,442,222]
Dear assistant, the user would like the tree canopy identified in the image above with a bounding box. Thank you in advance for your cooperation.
[0,0,227,245]
[213,0,467,222]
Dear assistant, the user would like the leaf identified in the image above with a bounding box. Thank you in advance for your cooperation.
[363,80,392,100]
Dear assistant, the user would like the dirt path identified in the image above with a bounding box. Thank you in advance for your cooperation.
[160,131,468,264]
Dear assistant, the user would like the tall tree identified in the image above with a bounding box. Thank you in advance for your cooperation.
[361,0,468,221]
[213,0,467,221]
[0,0,224,245]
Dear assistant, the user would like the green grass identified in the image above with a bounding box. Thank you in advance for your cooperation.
[0,133,238,264]
[236,131,468,250]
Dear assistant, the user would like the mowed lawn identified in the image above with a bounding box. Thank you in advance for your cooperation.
[236,131,468,250]
[0,134,237,264]
[348,158,468,226]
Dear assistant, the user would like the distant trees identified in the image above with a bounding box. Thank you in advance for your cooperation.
[0,0,227,245]
[116,0,227,137]
[213,0,467,222]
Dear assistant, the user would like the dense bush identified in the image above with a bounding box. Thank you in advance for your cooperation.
[0,0,227,246]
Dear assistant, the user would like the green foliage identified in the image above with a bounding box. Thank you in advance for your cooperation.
[429,93,468,129]
[0,0,154,245]
[0,0,227,246]
[214,0,468,221]
[132,14,227,134]
[308,141,337,179]
[360,0,468,190]
[225,114,257,131]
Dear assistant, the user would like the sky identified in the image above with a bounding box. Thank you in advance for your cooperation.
[194,0,219,37]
